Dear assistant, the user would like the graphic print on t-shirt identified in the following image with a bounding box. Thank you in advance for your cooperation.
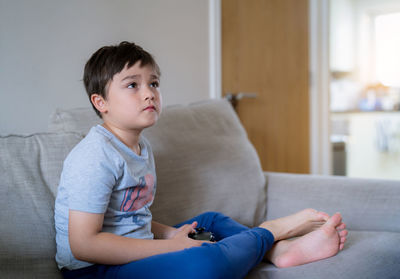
[119,174,155,213]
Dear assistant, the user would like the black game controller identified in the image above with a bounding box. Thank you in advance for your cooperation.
[188,227,216,242]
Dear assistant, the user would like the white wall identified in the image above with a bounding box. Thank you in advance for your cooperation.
[0,0,210,134]
[329,0,355,72]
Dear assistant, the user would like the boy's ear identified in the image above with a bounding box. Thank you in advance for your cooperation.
[91,94,108,114]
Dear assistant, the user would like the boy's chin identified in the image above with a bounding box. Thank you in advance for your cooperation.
[140,119,159,129]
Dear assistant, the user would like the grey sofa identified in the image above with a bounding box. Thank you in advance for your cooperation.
[1,99,399,279]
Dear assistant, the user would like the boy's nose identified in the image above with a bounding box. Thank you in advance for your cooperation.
[143,87,155,100]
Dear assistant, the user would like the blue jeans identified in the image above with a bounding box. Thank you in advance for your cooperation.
[62,212,274,279]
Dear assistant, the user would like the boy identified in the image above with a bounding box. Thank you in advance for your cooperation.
[54,41,348,279]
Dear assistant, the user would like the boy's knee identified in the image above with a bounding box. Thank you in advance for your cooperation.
[201,211,228,221]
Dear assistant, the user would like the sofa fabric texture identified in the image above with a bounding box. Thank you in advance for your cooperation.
[1,99,399,278]
[143,101,267,227]
[265,172,400,232]
[0,133,83,278]
[48,107,101,134]
[249,231,400,279]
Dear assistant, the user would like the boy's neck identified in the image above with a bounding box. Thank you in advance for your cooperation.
[102,122,142,155]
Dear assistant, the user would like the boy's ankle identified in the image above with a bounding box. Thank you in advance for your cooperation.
[259,220,284,241]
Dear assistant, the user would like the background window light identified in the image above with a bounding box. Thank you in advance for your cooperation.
[375,12,400,87]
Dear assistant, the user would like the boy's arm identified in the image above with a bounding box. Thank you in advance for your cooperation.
[69,210,201,265]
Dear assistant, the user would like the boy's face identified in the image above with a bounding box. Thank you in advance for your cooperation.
[96,61,162,132]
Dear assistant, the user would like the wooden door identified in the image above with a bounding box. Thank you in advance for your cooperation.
[222,0,310,173]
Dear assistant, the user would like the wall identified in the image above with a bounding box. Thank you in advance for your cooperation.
[329,0,355,72]
[0,0,210,134]
[329,0,400,83]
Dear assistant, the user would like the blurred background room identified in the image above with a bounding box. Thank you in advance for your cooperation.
[1,0,399,180]
[330,0,400,180]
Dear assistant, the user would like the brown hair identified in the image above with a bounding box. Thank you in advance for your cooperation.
[83,41,161,118]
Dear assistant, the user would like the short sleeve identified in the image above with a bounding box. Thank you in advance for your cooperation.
[60,142,121,214]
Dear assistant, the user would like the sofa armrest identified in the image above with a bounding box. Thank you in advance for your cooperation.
[264,172,400,232]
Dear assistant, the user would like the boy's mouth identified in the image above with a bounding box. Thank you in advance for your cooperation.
[144,105,156,111]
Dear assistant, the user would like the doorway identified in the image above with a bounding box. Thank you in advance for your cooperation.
[329,0,400,180]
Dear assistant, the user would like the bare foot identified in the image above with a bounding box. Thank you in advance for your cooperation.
[267,213,348,268]
[259,208,329,241]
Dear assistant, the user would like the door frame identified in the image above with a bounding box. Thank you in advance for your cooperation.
[208,0,331,175]
[309,0,331,175]
[208,0,222,100]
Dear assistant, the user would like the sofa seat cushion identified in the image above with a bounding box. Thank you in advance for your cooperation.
[247,230,400,279]
[0,132,83,278]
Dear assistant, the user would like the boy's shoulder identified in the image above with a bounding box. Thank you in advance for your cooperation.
[65,125,119,165]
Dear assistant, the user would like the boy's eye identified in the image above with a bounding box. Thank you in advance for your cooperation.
[150,81,160,88]
[128,82,137,89]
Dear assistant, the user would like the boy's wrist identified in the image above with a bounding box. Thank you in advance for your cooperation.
[152,221,178,239]
[164,228,179,239]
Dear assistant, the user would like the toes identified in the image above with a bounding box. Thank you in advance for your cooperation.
[339,230,348,246]
[304,208,330,222]
[339,231,347,250]
[317,211,330,221]
[336,222,346,231]
[339,229,348,238]
[325,213,342,227]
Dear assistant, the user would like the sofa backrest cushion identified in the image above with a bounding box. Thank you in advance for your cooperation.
[48,99,267,227]
[48,107,101,134]
[0,132,83,277]
[143,101,267,226]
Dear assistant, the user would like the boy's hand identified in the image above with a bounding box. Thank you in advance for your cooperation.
[170,221,212,249]
[163,221,197,239]
[172,221,198,238]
